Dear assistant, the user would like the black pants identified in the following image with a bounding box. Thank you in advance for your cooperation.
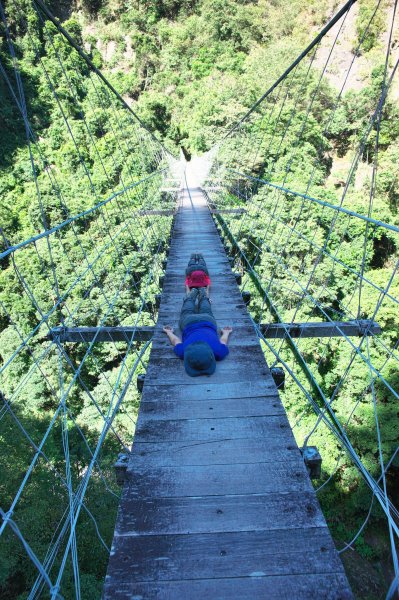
[179,288,217,331]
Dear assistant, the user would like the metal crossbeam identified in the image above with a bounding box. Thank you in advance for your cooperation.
[261,320,381,339]
[48,326,154,343]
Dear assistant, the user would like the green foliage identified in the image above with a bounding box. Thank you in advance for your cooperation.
[356,0,388,53]
[1,0,398,597]
[0,3,174,597]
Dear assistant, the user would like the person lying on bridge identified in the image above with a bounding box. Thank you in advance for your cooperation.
[163,254,232,376]
[163,288,232,376]
[185,253,211,296]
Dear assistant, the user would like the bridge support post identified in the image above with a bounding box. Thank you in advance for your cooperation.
[242,290,251,305]
[271,366,285,390]
[234,272,242,285]
[114,453,129,485]
[301,446,322,479]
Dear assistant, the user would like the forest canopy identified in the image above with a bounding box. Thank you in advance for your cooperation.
[0,0,398,598]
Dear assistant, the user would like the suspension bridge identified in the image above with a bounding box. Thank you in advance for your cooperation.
[103,172,353,599]
[0,0,398,598]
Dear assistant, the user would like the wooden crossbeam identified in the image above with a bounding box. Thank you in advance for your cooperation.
[48,326,154,343]
[210,208,246,215]
[49,320,380,344]
[261,320,381,339]
[138,209,175,216]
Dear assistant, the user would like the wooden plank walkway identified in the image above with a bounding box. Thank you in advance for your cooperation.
[104,186,352,599]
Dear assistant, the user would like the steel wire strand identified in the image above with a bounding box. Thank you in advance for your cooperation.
[2,222,165,450]
[252,322,399,530]
[0,59,157,328]
[229,186,399,307]
[288,69,399,329]
[214,216,399,412]
[0,45,170,548]
[19,12,152,291]
[214,0,369,251]
[31,0,174,157]
[0,208,159,376]
[357,0,398,316]
[234,45,320,242]
[0,507,61,598]
[220,209,399,560]
[223,0,358,139]
[34,8,142,252]
[49,343,151,598]
[0,47,170,328]
[254,0,384,277]
[7,0,171,289]
[0,3,176,596]
[29,339,152,599]
[0,236,162,541]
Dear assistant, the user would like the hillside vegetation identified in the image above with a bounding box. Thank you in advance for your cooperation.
[0,0,398,598]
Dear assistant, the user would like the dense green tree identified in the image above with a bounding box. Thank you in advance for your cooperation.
[1,0,398,597]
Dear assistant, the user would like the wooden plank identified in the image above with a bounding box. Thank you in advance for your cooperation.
[105,527,343,583]
[162,274,239,285]
[156,317,251,331]
[158,314,249,325]
[161,286,242,298]
[149,340,264,361]
[139,396,283,420]
[127,461,310,497]
[154,320,249,335]
[261,320,381,338]
[134,415,294,443]
[169,242,223,248]
[104,573,352,600]
[113,491,327,536]
[150,333,261,352]
[165,266,231,274]
[144,354,271,384]
[157,296,246,308]
[165,266,231,273]
[131,437,300,467]
[140,379,276,399]
[157,310,250,322]
[158,302,249,314]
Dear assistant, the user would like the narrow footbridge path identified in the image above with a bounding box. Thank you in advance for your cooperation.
[104,186,352,599]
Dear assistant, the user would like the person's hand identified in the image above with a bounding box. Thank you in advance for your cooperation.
[221,326,233,334]
[163,325,174,333]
